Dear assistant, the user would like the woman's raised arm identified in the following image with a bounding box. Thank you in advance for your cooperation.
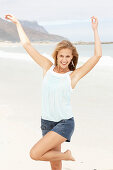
[71,16,102,86]
[5,14,53,70]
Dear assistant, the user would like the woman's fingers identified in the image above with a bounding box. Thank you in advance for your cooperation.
[90,16,98,30]
[90,16,98,23]
[5,14,16,20]
[91,16,97,20]
[5,14,12,20]
[5,14,18,24]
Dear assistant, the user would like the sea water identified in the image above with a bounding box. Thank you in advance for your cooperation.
[0,43,113,67]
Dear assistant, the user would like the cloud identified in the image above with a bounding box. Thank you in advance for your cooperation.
[0,0,113,22]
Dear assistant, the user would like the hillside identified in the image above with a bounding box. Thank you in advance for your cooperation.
[0,18,68,42]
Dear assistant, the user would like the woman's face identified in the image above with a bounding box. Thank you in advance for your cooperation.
[57,48,73,69]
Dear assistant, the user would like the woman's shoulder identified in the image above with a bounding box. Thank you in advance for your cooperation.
[43,64,54,78]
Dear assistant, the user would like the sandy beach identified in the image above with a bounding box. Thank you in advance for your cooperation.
[0,49,113,170]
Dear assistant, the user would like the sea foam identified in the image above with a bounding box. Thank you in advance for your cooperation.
[0,50,113,66]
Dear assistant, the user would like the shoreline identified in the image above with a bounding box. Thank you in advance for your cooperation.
[0,41,113,47]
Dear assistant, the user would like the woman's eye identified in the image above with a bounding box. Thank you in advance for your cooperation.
[66,56,70,58]
[60,55,70,57]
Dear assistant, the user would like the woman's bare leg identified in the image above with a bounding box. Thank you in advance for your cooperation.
[30,131,75,161]
[38,149,75,161]
[49,144,62,170]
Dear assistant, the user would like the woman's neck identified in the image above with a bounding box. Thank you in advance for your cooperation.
[54,65,70,73]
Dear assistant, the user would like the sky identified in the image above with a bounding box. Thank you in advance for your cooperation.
[0,0,113,42]
[0,0,113,22]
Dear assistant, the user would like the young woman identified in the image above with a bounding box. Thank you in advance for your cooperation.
[5,14,102,170]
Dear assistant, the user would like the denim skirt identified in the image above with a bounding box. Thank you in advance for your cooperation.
[40,116,75,142]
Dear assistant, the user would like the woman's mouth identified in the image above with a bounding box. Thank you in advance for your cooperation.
[61,62,67,65]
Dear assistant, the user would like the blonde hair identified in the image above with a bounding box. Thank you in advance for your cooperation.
[52,40,79,71]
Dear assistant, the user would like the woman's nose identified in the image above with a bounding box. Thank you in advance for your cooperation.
[62,58,67,62]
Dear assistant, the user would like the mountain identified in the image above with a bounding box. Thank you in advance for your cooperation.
[19,20,48,34]
[0,18,68,42]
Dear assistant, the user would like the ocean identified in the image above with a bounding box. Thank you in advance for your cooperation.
[0,43,113,67]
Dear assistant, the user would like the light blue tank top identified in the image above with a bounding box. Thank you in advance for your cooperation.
[41,64,74,122]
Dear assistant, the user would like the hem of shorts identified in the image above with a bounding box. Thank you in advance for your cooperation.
[50,130,70,142]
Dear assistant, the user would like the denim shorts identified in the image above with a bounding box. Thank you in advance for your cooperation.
[40,117,75,142]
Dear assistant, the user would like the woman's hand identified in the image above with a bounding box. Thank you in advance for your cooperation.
[91,16,98,31]
[5,14,19,24]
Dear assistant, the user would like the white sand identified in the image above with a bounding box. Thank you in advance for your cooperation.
[0,56,113,170]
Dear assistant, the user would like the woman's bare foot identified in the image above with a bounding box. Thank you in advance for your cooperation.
[64,149,76,161]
